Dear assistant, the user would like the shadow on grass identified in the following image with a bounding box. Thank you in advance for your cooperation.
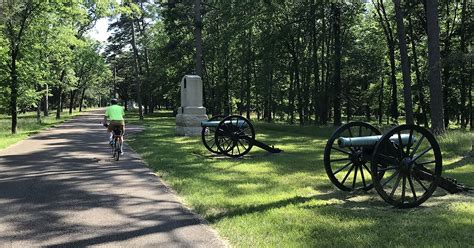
[126,111,474,247]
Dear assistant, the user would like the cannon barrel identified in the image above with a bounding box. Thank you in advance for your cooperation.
[201,120,248,128]
[338,134,416,148]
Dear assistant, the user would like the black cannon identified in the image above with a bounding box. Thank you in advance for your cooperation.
[201,115,282,158]
[324,122,470,208]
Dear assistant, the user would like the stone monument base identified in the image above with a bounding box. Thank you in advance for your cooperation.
[176,107,207,136]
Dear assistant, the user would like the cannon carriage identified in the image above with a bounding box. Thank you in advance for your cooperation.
[324,122,469,208]
[201,115,282,158]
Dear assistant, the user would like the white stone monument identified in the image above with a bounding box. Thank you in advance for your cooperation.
[176,75,208,136]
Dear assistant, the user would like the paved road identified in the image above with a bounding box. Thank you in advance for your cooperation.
[0,110,226,247]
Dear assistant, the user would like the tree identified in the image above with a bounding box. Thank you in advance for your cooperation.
[1,0,42,134]
[426,0,445,134]
[332,3,342,126]
[393,0,414,124]
[373,0,399,122]
[194,0,203,77]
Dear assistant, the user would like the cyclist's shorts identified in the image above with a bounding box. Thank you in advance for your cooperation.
[108,120,125,134]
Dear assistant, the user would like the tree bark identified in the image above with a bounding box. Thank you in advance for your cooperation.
[373,0,398,121]
[55,71,66,119]
[44,84,49,116]
[79,88,86,112]
[194,0,203,77]
[332,3,342,126]
[426,0,445,134]
[408,16,428,127]
[393,0,414,125]
[460,0,467,128]
[10,50,18,134]
[69,90,76,115]
[130,20,144,120]
[378,74,384,124]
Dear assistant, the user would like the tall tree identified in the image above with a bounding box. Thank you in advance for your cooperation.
[373,0,399,122]
[1,0,42,134]
[332,3,342,126]
[194,0,203,77]
[426,0,445,134]
[393,0,414,124]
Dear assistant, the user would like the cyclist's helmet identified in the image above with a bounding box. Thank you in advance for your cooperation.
[111,98,118,105]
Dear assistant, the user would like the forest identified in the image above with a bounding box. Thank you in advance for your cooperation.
[1,0,472,135]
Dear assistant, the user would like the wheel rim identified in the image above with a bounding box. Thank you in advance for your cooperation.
[202,115,226,154]
[215,115,255,158]
[324,122,381,191]
[371,125,442,208]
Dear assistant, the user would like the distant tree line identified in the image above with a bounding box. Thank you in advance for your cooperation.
[0,0,113,134]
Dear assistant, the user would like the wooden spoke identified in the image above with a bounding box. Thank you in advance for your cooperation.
[352,165,359,189]
[235,142,241,154]
[416,160,436,166]
[360,165,367,188]
[377,153,399,164]
[397,132,404,158]
[237,140,247,150]
[331,146,351,155]
[405,129,414,156]
[414,176,428,192]
[382,170,399,187]
[341,164,355,184]
[348,127,354,137]
[390,173,402,198]
[330,158,350,163]
[401,175,406,203]
[408,176,417,202]
[379,166,399,172]
[333,161,353,175]
[410,135,425,158]
[412,147,433,163]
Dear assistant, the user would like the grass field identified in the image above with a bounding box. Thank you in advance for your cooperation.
[0,109,93,150]
[128,112,473,247]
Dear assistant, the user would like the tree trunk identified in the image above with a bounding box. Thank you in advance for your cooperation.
[36,99,41,123]
[10,51,18,134]
[460,0,467,128]
[426,0,445,134]
[442,41,451,128]
[408,17,428,127]
[332,3,342,126]
[130,20,144,120]
[194,0,203,77]
[393,0,414,125]
[79,88,86,112]
[44,84,49,116]
[288,60,295,124]
[373,0,398,122]
[378,74,384,124]
[56,71,65,119]
[69,90,76,115]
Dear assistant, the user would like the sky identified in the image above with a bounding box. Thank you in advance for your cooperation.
[87,18,111,43]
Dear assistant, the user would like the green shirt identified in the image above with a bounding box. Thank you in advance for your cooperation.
[105,105,125,121]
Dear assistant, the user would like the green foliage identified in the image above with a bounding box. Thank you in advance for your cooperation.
[0,0,114,120]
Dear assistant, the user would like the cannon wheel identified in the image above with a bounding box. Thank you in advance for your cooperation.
[215,115,255,158]
[201,115,226,154]
[324,122,382,191]
[371,125,442,208]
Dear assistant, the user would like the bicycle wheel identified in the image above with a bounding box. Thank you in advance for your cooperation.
[115,139,121,161]
[112,140,116,158]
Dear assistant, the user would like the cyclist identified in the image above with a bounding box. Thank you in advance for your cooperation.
[104,98,125,155]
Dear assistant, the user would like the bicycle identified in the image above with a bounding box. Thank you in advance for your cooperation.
[103,123,123,161]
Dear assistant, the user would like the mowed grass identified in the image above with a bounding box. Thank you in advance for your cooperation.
[0,110,93,150]
[127,112,474,247]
